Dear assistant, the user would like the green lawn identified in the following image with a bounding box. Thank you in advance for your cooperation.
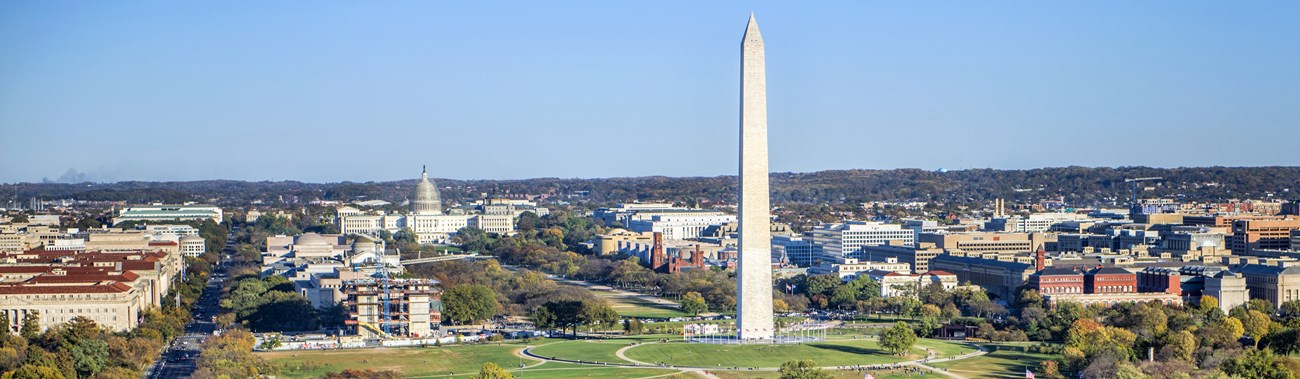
[915,339,977,358]
[529,340,635,364]
[929,344,1060,379]
[262,345,682,378]
[264,344,532,378]
[588,288,693,319]
[713,369,944,379]
[623,339,916,368]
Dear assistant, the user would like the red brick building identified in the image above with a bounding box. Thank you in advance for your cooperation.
[648,232,705,274]
[1085,267,1137,294]
[1137,267,1182,294]
[1029,267,1084,295]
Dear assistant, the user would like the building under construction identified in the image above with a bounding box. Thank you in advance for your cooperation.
[343,277,443,339]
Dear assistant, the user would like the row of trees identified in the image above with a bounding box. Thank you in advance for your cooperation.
[190,329,277,378]
[973,287,1300,379]
[220,269,345,332]
[407,259,620,333]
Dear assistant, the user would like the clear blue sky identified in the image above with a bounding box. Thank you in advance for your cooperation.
[2,1,1299,183]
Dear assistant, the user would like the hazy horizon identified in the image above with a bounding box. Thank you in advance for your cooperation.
[4,1,1299,183]
[6,164,1300,185]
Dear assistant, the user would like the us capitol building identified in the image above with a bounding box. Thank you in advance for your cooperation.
[337,167,533,244]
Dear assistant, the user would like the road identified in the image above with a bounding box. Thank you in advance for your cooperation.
[146,254,228,379]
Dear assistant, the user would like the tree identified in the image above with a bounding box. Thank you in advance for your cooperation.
[393,228,417,244]
[442,285,500,325]
[533,300,584,337]
[880,321,917,356]
[1200,295,1220,314]
[1114,363,1145,379]
[804,275,840,298]
[19,312,39,341]
[1280,300,1300,318]
[580,300,619,332]
[1039,360,1065,379]
[67,338,109,378]
[622,318,644,335]
[1247,299,1276,315]
[773,298,790,313]
[1242,310,1272,348]
[1265,328,1300,356]
[246,291,318,332]
[1221,348,1295,379]
[3,364,65,379]
[1222,317,1246,340]
[1163,330,1197,363]
[917,304,942,337]
[451,227,489,252]
[680,292,708,316]
[777,360,832,379]
[470,362,513,379]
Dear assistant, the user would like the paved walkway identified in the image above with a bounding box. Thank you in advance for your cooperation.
[904,344,989,379]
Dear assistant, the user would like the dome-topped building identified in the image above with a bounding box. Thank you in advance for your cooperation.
[411,165,443,215]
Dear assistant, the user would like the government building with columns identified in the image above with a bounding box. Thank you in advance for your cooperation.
[338,167,518,244]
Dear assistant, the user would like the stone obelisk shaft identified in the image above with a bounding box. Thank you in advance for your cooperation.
[737,14,774,340]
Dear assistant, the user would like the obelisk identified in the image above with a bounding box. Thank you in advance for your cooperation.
[736,13,774,340]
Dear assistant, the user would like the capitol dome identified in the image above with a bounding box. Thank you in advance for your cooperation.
[411,165,442,215]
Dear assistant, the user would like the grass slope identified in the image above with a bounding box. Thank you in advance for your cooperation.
[929,344,1060,379]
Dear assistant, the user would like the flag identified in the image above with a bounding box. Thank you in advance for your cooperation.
[1026,369,1035,379]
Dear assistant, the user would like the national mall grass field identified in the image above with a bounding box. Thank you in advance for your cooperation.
[258,332,997,378]
[260,342,682,378]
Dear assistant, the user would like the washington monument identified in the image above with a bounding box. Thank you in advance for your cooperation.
[736,14,775,340]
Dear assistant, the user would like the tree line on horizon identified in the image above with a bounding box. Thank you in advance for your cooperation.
[6,166,1300,210]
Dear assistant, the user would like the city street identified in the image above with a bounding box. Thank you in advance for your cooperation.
[146,254,227,379]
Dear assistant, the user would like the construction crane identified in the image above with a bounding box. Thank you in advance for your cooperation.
[1124,177,1164,214]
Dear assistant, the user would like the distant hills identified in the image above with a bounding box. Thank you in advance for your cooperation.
[4,166,1299,209]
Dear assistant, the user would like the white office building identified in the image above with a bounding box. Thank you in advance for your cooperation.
[808,221,914,262]
[627,214,737,241]
[114,204,223,225]
[985,213,1091,233]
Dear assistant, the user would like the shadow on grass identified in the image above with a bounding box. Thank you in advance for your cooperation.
[809,343,888,356]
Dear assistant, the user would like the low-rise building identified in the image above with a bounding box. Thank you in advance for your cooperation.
[0,248,184,332]
[917,231,1044,254]
[862,241,944,273]
[594,229,653,256]
[1235,263,1300,306]
[1204,270,1249,313]
[1085,267,1137,294]
[863,270,957,297]
[1137,267,1182,294]
[1029,268,1084,295]
[929,254,1038,299]
[809,258,910,281]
